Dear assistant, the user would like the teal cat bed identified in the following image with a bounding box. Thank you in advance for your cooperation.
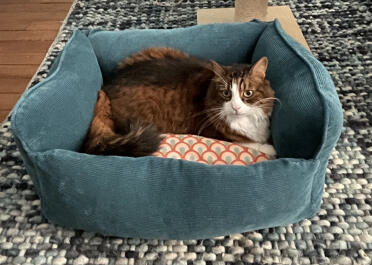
[11,20,342,239]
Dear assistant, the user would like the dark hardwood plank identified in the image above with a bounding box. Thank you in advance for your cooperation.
[0,65,37,78]
[0,31,58,41]
[0,0,73,4]
[27,21,62,31]
[0,0,73,118]
[0,41,52,53]
[0,22,27,31]
[0,18,65,30]
[0,3,71,12]
[0,20,63,31]
[0,94,22,110]
[0,110,10,122]
[0,12,68,22]
[0,53,45,65]
[0,78,30,93]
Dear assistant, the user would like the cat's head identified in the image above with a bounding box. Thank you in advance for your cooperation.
[204,57,276,142]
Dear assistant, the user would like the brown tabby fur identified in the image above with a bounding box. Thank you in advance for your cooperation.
[83,47,275,157]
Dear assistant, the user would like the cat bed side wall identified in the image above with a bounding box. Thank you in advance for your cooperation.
[87,21,267,77]
[10,21,343,239]
[33,149,318,239]
[12,31,102,153]
[252,20,343,212]
[11,31,102,196]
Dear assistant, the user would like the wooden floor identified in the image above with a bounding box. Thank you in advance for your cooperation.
[0,0,74,121]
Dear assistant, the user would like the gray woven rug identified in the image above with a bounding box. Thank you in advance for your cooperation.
[1,0,371,264]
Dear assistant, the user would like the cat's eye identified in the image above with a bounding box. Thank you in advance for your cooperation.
[243,90,253,98]
[222,90,231,97]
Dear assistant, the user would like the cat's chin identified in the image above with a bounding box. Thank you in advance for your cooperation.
[225,112,267,122]
[228,113,243,118]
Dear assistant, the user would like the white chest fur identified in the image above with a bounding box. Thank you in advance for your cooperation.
[225,111,270,143]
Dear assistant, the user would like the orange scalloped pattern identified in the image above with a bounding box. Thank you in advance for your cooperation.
[153,134,271,165]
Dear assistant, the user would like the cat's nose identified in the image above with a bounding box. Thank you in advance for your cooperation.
[232,104,241,113]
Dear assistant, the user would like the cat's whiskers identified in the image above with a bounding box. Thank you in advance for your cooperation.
[196,109,222,129]
[189,107,222,119]
[193,108,223,134]
[198,112,220,134]
[197,110,223,135]
[204,64,228,86]
[258,103,274,108]
[216,83,227,90]
[253,97,281,107]
[214,75,228,86]
[209,112,224,131]
[258,106,274,111]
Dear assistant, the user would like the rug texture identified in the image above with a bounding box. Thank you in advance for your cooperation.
[0,0,371,264]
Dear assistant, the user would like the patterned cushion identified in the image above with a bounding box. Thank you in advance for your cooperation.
[153,134,272,165]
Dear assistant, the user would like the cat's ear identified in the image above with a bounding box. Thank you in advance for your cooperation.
[250,56,268,79]
[209,60,226,75]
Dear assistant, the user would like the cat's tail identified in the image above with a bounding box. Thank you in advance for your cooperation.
[83,90,162,157]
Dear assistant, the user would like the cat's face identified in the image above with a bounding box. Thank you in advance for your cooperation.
[205,57,275,142]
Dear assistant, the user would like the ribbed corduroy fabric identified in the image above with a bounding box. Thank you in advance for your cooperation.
[11,20,343,239]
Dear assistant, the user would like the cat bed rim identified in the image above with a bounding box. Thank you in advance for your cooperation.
[10,20,343,239]
[12,19,335,162]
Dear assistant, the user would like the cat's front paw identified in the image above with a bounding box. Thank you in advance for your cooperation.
[241,142,277,157]
[258,144,277,157]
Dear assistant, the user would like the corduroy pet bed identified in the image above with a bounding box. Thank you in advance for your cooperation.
[11,20,343,240]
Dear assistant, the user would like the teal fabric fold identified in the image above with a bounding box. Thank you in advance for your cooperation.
[10,21,343,239]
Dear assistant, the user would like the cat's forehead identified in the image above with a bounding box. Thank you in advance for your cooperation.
[226,64,251,78]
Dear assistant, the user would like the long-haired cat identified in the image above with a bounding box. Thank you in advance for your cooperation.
[83,47,276,157]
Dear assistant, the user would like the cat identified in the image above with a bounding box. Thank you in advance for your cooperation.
[83,47,277,157]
